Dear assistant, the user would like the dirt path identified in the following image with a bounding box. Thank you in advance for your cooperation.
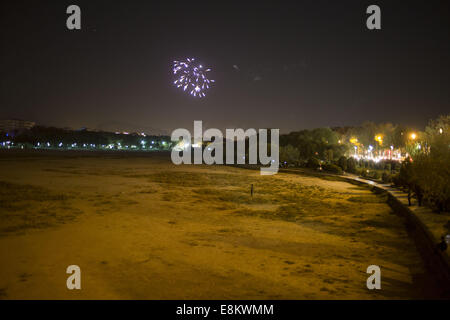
[0,151,440,299]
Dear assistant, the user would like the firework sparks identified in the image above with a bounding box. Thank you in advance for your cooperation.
[172,58,214,97]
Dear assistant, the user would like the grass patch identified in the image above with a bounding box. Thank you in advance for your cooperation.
[347,194,388,203]
[146,171,251,188]
[0,181,81,236]
[148,169,380,223]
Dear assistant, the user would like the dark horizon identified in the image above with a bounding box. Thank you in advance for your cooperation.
[1,0,449,134]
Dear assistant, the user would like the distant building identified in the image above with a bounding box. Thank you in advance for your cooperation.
[0,119,36,133]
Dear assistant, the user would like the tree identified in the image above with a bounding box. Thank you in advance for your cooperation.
[402,115,450,212]
[280,127,347,161]
[347,157,357,173]
[425,114,450,158]
[279,145,300,165]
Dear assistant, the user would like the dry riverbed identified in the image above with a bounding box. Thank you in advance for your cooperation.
[0,151,441,299]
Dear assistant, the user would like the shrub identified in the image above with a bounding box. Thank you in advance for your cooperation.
[322,163,343,175]
[307,157,320,169]
[382,172,392,183]
[279,145,300,166]
[346,157,357,173]
[374,161,384,170]
[391,173,400,186]
[337,156,347,171]
[371,171,381,179]
[398,159,414,188]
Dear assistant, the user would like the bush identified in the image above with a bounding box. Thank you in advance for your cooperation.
[322,163,343,175]
[374,161,384,170]
[307,157,320,169]
[382,172,392,183]
[371,171,381,180]
[398,159,414,188]
[391,173,400,186]
[360,169,369,178]
[337,156,347,171]
[279,145,300,166]
[346,157,357,173]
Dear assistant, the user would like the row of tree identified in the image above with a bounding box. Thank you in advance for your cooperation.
[334,122,412,150]
[278,115,449,213]
[280,127,347,163]
[1,126,172,150]
[279,118,447,165]
[394,115,449,212]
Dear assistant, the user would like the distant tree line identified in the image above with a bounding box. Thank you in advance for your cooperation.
[0,126,173,150]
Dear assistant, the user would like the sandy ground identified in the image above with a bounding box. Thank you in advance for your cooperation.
[0,151,442,299]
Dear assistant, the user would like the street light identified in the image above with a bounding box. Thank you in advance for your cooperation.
[410,133,417,140]
[375,134,383,145]
[368,145,373,159]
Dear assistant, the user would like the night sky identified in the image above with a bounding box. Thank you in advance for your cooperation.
[1,0,449,134]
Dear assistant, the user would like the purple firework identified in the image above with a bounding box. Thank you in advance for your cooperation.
[172,58,214,97]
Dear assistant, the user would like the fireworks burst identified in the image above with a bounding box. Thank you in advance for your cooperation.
[172,58,214,98]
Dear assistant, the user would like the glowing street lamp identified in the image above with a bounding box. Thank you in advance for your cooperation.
[368,145,373,155]
[439,128,443,134]
[410,133,417,140]
[375,134,383,145]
